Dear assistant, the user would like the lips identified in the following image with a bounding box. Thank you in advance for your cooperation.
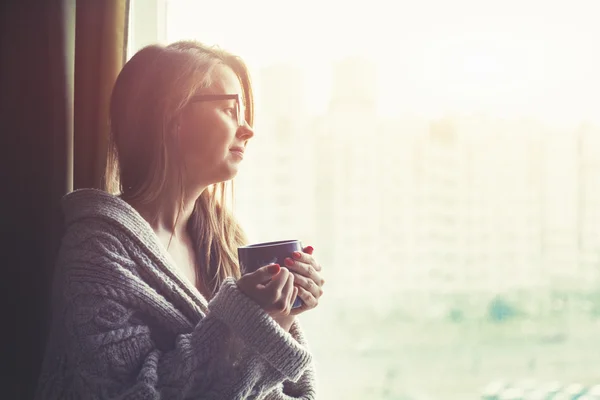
[230,146,245,158]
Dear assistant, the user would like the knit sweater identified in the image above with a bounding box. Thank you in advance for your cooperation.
[35,189,316,399]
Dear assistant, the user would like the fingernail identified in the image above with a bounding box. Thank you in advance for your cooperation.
[284,258,294,267]
[305,246,314,254]
[292,251,302,259]
[267,264,281,274]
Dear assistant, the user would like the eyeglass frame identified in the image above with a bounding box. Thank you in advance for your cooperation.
[188,93,247,127]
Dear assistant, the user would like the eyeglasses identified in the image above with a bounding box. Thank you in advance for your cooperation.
[188,93,246,127]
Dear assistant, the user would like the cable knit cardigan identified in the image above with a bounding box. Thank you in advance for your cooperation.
[35,189,316,399]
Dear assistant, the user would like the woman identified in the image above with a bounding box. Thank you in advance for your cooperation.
[36,41,324,399]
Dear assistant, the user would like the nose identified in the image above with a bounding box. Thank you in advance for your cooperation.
[236,121,254,141]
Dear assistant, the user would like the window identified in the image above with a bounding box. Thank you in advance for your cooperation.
[130,0,600,398]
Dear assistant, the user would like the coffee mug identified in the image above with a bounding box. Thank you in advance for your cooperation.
[238,239,304,309]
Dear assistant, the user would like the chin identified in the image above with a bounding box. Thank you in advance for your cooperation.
[215,167,240,184]
[188,162,241,187]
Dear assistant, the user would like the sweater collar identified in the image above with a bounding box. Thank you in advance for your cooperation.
[62,188,210,317]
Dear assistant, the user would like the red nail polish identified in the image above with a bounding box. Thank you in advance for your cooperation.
[284,258,294,267]
[305,246,314,254]
[293,251,302,259]
[268,264,281,274]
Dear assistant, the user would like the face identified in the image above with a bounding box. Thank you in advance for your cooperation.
[175,65,254,190]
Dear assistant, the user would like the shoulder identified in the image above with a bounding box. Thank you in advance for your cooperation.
[57,188,155,269]
[59,217,134,264]
[55,190,149,288]
[55,216,141,297]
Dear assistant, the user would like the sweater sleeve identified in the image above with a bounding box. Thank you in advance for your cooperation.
[37,264,312,399]
[260,321,318,400]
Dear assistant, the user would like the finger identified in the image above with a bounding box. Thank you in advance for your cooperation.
[247,263,282,285]
[262,268,290,311]
[303,246,314,255]
[291,286,299,307]
[292,250,322,272]
[296,286,318,310]
[281,272,295,314]
[265,266,288,291]
[291,250,315,266]
[291,272,322,299]
[284,258,325,286]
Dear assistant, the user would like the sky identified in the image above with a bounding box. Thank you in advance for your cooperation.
[164,0,600,125]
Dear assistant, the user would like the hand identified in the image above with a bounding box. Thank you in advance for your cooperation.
[236,264,299,325]
[283,245,325,316]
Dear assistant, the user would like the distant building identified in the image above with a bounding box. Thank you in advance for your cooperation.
[577,123,600,289]
[235,59,600,314]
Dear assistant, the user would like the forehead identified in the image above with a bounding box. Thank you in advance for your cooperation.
[205,64,243,96]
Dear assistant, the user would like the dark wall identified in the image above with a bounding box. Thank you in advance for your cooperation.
[1,1,72,398]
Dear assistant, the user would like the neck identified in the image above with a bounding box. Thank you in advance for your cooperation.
[129,183,208,240]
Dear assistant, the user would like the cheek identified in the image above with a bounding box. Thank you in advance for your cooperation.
[179,112,208,148]
[178,127,211,163]
[178,121,228,163]
[177,108,237,164]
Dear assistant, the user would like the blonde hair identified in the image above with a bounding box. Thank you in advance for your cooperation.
[106,40,252,297]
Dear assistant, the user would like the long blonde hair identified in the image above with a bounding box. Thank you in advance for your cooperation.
[106,40,252,297]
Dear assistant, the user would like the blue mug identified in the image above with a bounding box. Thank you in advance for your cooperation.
[238,240,304,309]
